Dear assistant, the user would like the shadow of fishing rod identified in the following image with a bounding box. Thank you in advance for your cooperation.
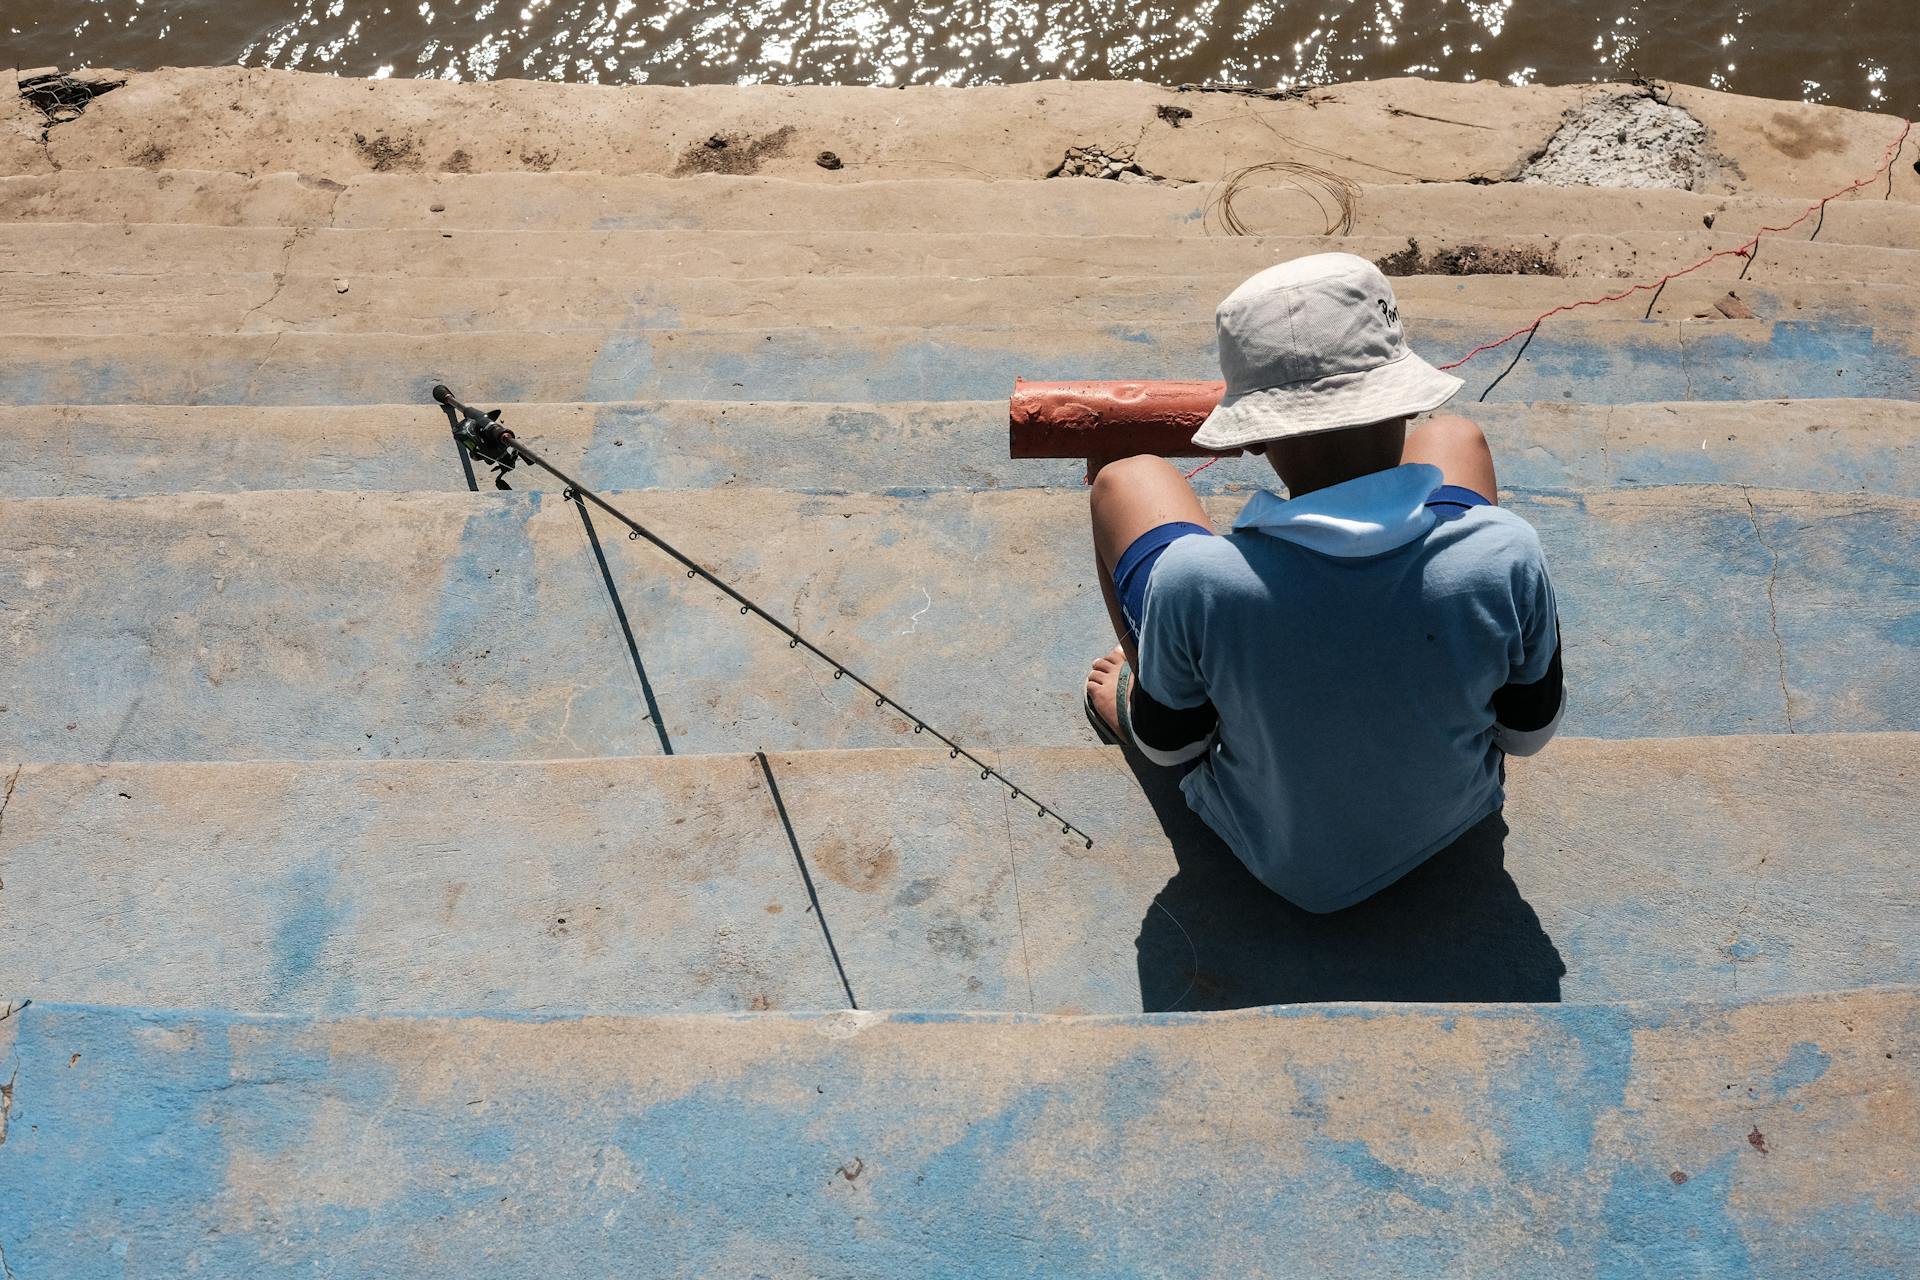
[432,383,1095,850]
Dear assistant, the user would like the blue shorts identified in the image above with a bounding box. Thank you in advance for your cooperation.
[1427,483,1494,521]
[1109,483,1492,646]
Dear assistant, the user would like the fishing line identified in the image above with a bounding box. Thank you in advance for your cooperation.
[434,385,1096,849]
[1166,119,1915,473]
[1149,897,1200,1013]
[1476,323,1539,403]
[1437,114,1915,371]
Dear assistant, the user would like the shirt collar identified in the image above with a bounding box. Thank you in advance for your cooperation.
[1232,462,1443,558]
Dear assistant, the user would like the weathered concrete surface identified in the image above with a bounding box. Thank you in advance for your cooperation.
[21,70,1916,201]
[12,71,1544,183]
[0,317,1914,405]
[8,170,1920,243]
[1667,81,1920,202]
[0,487,1913,762]
[5,258,1917,337]
[0,753,850,1015]
[2,737,1912,1015]
[0,67,1913,1264]
[2,398,1916,501]
[2,68,54,176]
[779,736,1920,1011]
[0,990,1914,1278]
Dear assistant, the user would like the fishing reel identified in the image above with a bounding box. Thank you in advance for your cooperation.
[432,383,521,489]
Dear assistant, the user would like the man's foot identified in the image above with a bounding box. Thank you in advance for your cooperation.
[1086,645,1127,740]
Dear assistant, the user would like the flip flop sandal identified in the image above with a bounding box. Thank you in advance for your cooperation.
[1084,659,1137,749]
[1086,659,1218,766]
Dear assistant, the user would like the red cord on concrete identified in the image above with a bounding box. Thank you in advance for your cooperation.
[1433,115,1915,371]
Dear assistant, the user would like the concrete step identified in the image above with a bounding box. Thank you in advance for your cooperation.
[9,224,1919,293]
[2,737,1913,1015]
[0,317,1913,405]
[1,487,1911,761]
[6,262,1916,337]
[3,398,1914,501]
[2,989,1914,1276]
[29,69,1918,202]
[8,170,1920,244]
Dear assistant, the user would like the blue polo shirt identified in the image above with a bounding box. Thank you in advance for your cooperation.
[1135,462,1560,913]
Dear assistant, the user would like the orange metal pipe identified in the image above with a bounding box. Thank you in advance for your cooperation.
[1007,378,1234,459]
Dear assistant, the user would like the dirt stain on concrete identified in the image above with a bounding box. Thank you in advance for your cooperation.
[811,834,899,893]
[672,125,796,176]
[1762,110,1846,159]
[351,130,420,172]
[925,917,984,961]
[1376,239,1561,277]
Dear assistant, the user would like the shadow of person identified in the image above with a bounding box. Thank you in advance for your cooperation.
[1131,758,1565,1011]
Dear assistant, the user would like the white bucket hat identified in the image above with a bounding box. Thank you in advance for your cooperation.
[1191,252,1463,451]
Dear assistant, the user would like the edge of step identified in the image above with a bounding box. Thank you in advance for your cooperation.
[0,398,1914,500]
[6,225,1919,281]
[0,316,1914,405]
[7,168,1920,242]
[5,261,1917,337]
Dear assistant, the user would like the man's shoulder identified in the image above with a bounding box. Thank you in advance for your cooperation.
[1431,504,1547,564]
[1159,528,1257,578]
[1143,530,1255,606]
[1423,507,1555,616]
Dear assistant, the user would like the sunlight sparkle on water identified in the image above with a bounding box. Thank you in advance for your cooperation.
[3,0,1910,110]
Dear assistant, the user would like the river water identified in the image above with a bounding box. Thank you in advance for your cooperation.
[4,1,1911,115]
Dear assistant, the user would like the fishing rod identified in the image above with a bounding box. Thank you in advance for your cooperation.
[432,384,1096,848]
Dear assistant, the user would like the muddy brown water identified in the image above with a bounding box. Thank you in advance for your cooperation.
[3,1,1913,115]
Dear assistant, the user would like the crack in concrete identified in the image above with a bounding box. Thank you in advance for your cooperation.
[236,226,306,334]
[996,754,1039,1014]
[1740,487,1796,733]
[1676,323,1696,400]
[0,1060,18,1150]
[1597,403,1616,489]
[239,329,288,405]
[0,765,20,849]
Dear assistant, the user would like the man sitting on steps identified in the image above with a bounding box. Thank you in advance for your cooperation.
[1084,252,1565,913]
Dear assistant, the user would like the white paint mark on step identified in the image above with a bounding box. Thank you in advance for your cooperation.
[899,587,932,635]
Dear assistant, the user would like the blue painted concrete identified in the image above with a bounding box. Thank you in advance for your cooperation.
[0,757,856,1014]
[6,738,1910,1015]
[0,992,1913,1278]
[768,737,1920,1013]
[0,318,1911,404]
[3,399,1915,500]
